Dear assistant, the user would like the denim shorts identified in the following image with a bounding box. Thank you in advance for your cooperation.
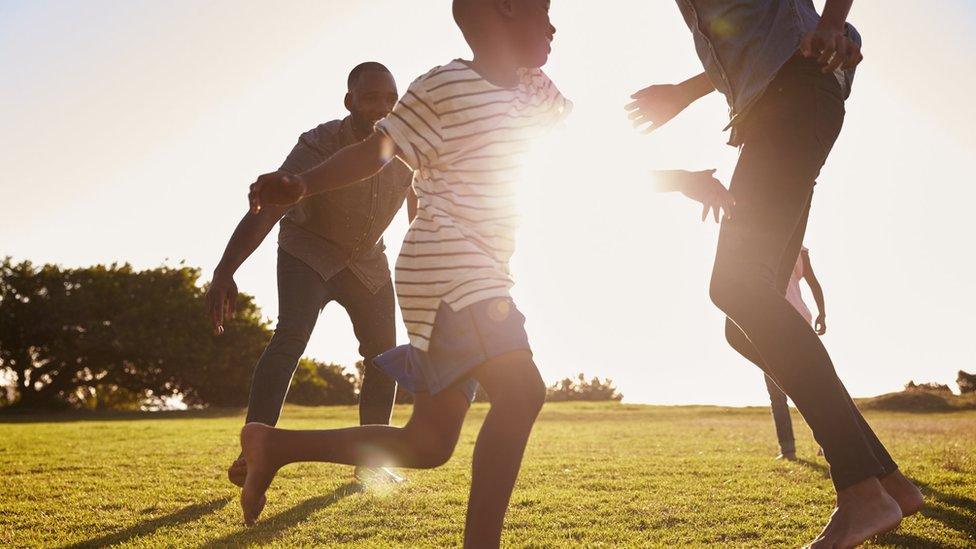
[373,297,531,402]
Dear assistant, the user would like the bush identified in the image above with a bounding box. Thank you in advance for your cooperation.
[287,358,358,406]
[958,370,976,394]
[904,380,952,393]
[546,373,623,402]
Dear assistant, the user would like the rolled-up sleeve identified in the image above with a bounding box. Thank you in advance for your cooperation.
[374,78,441,171]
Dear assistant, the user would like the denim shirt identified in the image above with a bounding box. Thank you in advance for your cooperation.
[277,116,413,293]
[676,0,861,144]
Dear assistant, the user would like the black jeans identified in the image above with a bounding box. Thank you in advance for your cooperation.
[245,249,397,427]
[710,56,897,490]
[763,374,795,455]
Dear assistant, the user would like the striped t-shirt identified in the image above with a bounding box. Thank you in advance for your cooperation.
[375,59,571,351]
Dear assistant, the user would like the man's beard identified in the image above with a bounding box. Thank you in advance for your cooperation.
[350,112,378,140]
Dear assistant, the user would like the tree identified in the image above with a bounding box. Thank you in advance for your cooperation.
[0,258,271,409]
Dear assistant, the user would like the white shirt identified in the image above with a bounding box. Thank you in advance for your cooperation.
[375,60,571,350]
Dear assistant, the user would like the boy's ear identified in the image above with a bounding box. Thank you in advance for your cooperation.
[344,92,354,113]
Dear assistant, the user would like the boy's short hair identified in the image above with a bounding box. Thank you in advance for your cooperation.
[347,62,392,91]
[452,0,481,34]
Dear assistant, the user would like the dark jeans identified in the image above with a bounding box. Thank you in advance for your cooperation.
[245,249,397,427]
[710,56,897,490]
[763,374,795,455]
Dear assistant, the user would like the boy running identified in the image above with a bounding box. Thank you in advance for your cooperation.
[240,1,569,546]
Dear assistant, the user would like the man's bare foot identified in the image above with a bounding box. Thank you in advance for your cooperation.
[240,423,281,526]
[880,470,924,517]
[228,455,246,487]
[806,477,902,549]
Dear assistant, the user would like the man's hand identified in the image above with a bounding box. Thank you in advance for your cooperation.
[677,170,735,223]
[814,313,827,336]
[626,73,715,134]
[626,84,694,134]
[800,23,862,73]
[206,272,238,335]
[248,171,307,214]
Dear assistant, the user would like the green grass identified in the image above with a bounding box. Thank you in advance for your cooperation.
[2,403,974,548]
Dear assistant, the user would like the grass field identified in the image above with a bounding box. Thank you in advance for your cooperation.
[2,402,974,548]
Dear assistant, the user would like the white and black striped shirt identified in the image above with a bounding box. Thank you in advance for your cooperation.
[375,59,571,350]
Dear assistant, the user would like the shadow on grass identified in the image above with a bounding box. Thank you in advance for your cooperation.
[0,408,243,424]
[795,458,830,479]
[60,497,231,549]
[910,479,976,540]
[793,459,975,543]
[876,532,953,548]
[199,481,362,548]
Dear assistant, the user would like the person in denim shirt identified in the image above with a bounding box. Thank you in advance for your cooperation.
[206,62,416,487]
[630,2,924,547]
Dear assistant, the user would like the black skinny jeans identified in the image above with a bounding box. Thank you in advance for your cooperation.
[710,56,898,490]
[245,249,398,427]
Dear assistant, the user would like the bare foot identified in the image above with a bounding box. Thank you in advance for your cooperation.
[777,452,798,461]
[806,477,902,549]
[240,423,281,526]
[228,455,246,487]
[880,470,924,517]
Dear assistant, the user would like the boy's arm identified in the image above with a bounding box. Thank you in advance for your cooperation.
[206,205,288,333]
[626,72,716,134]
[406,186,418,223]
[800,250,828,335]
[248,131,395,213]
[652,169,734,223]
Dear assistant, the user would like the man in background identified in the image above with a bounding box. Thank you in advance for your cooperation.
[206,61,416,486]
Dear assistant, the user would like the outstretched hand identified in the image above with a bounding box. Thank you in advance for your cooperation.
[248,171,307,214]
[679,170,736,223]
[206,273,237,335]
[625,84,693,134]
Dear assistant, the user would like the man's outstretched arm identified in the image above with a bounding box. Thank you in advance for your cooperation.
[651,169,734,223]
[626,72,716,134]
[249,131,396,213]
[206,205,287,333]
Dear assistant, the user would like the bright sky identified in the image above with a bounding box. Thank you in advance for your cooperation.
[3,1,974,406]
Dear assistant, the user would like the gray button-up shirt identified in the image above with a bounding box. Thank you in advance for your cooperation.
[676,0,861,143]
[277,116,414,293]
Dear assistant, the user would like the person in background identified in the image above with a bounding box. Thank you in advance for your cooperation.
[206,61,417,488]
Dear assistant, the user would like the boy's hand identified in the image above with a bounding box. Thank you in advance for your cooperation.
[206,272,237,335]
[626,84,693,134]
[815,313,827,336]
[678,170,735,223]
[248,171,306,214]
[800,23,862,73]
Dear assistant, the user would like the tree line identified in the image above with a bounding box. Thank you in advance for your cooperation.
[0,258,621,410]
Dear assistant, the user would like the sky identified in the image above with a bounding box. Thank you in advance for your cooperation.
[2,1,975,406]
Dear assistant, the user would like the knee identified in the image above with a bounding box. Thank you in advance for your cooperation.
[709,267,754,316]
[266,323,312,355]
[492,371,547,421]
[404,426,458,469]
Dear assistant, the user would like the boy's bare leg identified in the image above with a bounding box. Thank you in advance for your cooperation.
[464,350,546,549]
[239,389,470,526]
[806,477,902,549]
